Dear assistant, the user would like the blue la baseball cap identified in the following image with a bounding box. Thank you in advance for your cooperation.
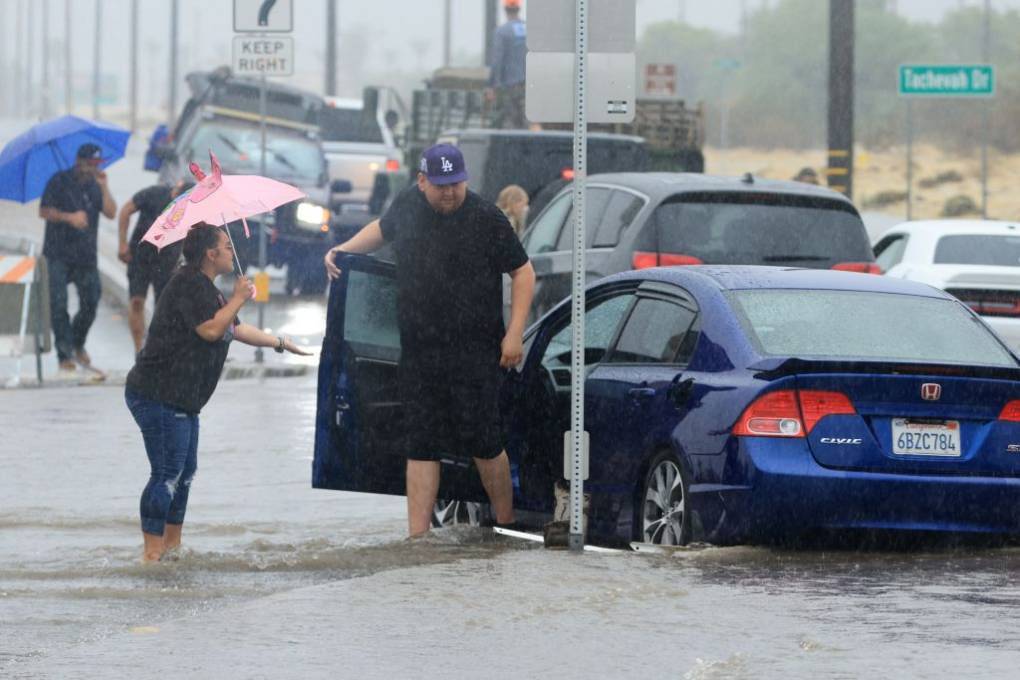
[419,143,469,185]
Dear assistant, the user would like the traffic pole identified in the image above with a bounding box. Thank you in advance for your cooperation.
[41,0,50,119]
[256,71,268,364]
[64,0,72,114]
[325,0,338,96]
[906,98,913,221]
[568,0,589,554]
[129,0,138,132]
[980,0,990,219]
[91,0,100,120]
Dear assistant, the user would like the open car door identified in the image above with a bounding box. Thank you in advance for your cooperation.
[312,254,492,504]
[313,254,406,496]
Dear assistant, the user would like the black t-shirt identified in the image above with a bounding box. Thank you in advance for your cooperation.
[379,187,529,365]
[129,184,182,268]
[126,267,239,414]
[40,169,103,267]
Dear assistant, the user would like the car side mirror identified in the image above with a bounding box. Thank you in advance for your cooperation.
[331,179,353,195]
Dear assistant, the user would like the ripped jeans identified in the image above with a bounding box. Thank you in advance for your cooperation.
[125,389,199,536]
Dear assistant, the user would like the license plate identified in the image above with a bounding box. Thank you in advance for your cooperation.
[891,419,961,457]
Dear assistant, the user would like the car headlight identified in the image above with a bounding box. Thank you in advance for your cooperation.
[295,202,331,232]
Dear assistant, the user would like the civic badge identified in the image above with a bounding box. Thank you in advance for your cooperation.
[921,383,942,401]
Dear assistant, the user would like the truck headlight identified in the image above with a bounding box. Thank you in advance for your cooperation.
[295,202,331,230]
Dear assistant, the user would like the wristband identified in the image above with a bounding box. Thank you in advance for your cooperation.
[274,336,285,353]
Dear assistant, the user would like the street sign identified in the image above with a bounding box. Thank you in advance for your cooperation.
[232,36,294,76]
[528,0,635,53]
[526,52,635,123]
[898,64,995,97]
[644,64,676,97]
[233,0,293,33]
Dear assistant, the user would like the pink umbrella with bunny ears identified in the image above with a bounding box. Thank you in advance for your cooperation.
[142,150,306,272]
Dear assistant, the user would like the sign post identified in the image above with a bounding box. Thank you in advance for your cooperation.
[233,0,294,363]
[526,0,635,552]
[898,64,994,220]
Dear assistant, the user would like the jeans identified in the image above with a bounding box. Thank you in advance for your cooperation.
[125,389,199,536]
[48,258,101,361]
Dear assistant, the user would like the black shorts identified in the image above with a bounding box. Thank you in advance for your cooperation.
[128,249,176,300]
[400,359,506,462]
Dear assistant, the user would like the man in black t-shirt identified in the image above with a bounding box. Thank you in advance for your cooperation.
[324,143,536,537]
[39,143,117,372]
[117,180,195,353]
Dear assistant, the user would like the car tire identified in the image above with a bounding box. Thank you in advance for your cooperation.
[431,499,488,528]
[636,452,691,546]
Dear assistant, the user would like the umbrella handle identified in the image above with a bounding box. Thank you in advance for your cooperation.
[219,218,245,276]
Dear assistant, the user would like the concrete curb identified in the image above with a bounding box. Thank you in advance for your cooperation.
[0,362,311,391]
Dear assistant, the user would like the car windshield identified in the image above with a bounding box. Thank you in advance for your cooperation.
[319,107,384,143]
[731,289,1017,367]
[934,234,1020,267]
[647,194,872,268]
[187,119,324,183]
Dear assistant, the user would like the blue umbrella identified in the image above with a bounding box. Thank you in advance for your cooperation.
[0,115,131,203]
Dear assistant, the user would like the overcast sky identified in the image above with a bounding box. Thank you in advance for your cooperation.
[0,0,1016,119]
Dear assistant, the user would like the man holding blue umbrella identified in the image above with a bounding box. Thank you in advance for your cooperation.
[38,143,117,371]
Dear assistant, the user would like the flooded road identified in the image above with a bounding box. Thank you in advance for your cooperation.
[4,374,1020,678]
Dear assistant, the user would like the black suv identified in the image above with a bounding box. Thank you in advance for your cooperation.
[517,172,877,317]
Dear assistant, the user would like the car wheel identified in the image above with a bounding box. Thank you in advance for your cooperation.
[431,499,486,528]
[638,452,690,545]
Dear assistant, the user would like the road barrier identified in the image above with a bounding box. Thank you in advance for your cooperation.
[0,248,51,386]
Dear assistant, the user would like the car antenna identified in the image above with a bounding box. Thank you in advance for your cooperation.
[741,172,754,184]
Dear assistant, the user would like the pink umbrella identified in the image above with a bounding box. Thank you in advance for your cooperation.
[141,150,306,273]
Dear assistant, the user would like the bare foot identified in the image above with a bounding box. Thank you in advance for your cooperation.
[142,531,164,564]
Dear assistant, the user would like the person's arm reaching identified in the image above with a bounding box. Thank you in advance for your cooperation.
[323,219,386,280]
[233,324,313,355]
[500,260,536,368]
[194,276,252,342]
[117,199,138,263]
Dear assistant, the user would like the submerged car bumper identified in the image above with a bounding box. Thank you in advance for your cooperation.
[693,439,1020,540]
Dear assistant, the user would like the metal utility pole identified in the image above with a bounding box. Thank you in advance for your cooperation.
[14,0,24,117]
[64,0,73,114]
[27,0,36,117]
[827,0,855,198]
[980,0,990,218]
[255,73,268,364]
[567,0,589,554]
[325,0,338,96]
[443,0,452,67]
[41,0,50,118]
[92,0,101,120]
[168,0,179,127]
[129,0,138,131]
[484,0,498,66]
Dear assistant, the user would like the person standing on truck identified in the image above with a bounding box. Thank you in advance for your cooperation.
[323,143,536,538]
[117,179,195,354]
[486,0,528,129]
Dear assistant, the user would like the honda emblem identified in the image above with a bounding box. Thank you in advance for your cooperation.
[921,383,942,401]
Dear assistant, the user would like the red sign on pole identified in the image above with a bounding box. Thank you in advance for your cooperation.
[644,64,676,96]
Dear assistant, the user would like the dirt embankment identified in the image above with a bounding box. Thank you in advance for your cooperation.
[704,145,1020,222]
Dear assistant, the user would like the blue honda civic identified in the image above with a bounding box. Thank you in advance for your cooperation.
[313,256,1020,546]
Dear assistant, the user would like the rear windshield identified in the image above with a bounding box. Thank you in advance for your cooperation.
[319,107,384,144]
[643,194,871,269]
[934,234,1020,267]
[731,289,1016,367]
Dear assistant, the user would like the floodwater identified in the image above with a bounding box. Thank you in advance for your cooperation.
[4,374,1020,678]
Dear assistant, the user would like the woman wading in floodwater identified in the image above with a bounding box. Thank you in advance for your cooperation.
[124,224,310,562]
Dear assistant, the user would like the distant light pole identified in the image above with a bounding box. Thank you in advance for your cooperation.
[41,0,51,119]
[14,0,24,117]
[443,0,452,67]
[64,0,72,114]
[129,0,138,131]
[980,0,990,218]
[168,0,179,127]
[26,0,35,116]
[325,0,338,96]
[92,0,101,120]
[484,0,497,67]
[827,0,855,199]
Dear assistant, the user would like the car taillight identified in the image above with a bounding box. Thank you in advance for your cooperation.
[562,168,575,180]
[832,262,883,275]
[798,390,856,432]
[733,389,856,438]
[386,159,400,172]
[631,251,704,269]
[732,390,804,437]
[999,400,1020,422]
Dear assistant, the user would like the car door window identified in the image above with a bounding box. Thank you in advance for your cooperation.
[608,298,697,364]
[873,234,908,271]
[523,192,572,255]
[344,269,400,357]
[556,187,611,251]
[593,191,645,248]
[542,293,634,369]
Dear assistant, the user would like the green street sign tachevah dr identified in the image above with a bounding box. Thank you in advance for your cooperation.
[899,64,995,97]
